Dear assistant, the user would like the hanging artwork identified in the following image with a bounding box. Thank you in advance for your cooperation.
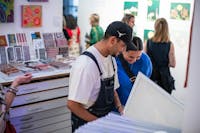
[170,3,191,20]
[124,1,138,16]
[147,0,160,21]
[21,5,42,27]
[143,29,154,44]
[0,0,14,23]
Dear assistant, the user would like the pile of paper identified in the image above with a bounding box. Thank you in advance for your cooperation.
[75,113,181,133]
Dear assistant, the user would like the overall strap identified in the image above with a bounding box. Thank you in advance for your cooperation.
[82,51,103,76]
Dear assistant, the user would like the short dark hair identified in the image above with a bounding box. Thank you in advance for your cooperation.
[65,14,77,29]
[126,36,143,51]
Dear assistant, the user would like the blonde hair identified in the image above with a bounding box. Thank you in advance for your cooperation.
[152,18,170,42]
[121,14,134,25]
[90,13,100,26]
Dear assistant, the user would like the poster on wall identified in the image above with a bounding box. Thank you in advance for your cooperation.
[147,0,160,21]
[7,34,17,46]
[0,0,14,23]
[143,29,154,44]
[170,3,191,20]
[21,5,42,27]
[124,1,138,16]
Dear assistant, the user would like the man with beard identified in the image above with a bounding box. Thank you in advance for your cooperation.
[67,21,135,132]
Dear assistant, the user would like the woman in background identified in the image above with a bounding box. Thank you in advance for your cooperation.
[63,14,81,57]
[121,14,135,29]
[145,18,176,94]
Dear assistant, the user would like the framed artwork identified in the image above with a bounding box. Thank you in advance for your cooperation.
[21,5,42,27]
[0,47,7,64]
[7,47,15,62]
[14,46,23,61]
[0,35,7,46]
[16,33,28,45]
[22,45,31,61]
[124,1,138,16]
[147,0,160,21]
[170,3,191,20]
[0,0,14,23]
[143,29,154,44]
[7,34,17,46]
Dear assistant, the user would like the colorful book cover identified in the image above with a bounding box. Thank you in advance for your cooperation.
[7,34,17,46]
[43,33,56,48]
[54,32,67,47]
[16,33,28,45]
[0,35,8,46]
[14,46,23,61]
[7,46,15,63]
[0,47,7,64]
[23,45,31,61]
[21,5,42,27]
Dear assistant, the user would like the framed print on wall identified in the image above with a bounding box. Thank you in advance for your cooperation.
[124,1,138,16]
[0,0,14,23]
[21,5,42,27]
[147,0,160,21]
[170,2,191,20]
[143,29,154,44]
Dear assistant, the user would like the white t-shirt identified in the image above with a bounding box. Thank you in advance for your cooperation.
[68,46,119,108]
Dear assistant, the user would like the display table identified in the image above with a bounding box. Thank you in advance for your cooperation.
[1,68,72,133]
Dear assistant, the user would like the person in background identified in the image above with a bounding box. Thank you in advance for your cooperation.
[85,13,104,48]
[121,13,136,36]
[0,73,32,133]
[116,36,152,106]
[145,18,176,94]
[67,21,134,132]
[121,14,135,29]
[63,14,81,57]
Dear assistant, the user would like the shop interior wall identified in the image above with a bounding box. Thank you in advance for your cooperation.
[0,0,63,35]
[182,1,200,132]
[78,0,194,92]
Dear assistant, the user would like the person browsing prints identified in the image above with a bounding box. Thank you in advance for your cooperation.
[67,21,135,132]
[116,36,152,106]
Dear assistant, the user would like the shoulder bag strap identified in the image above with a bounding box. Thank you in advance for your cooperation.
[118,54,135,83]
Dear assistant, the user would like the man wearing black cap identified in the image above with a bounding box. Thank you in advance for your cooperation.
[67,21,134,132]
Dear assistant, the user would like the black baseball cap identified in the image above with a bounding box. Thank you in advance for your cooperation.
[105,21,134,49]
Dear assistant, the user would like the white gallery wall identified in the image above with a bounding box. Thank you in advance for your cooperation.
[183,0,200,132]
[78,0,194,93]
[0,0,63,34]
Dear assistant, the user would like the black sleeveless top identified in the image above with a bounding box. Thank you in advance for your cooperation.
[146,39,175,94]
[147,39,171,68]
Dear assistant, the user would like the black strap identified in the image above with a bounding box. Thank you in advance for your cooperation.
[118,54,136,83]
[82,51,103,76]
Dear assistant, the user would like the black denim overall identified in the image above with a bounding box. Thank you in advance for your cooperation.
[71,51,115,132]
